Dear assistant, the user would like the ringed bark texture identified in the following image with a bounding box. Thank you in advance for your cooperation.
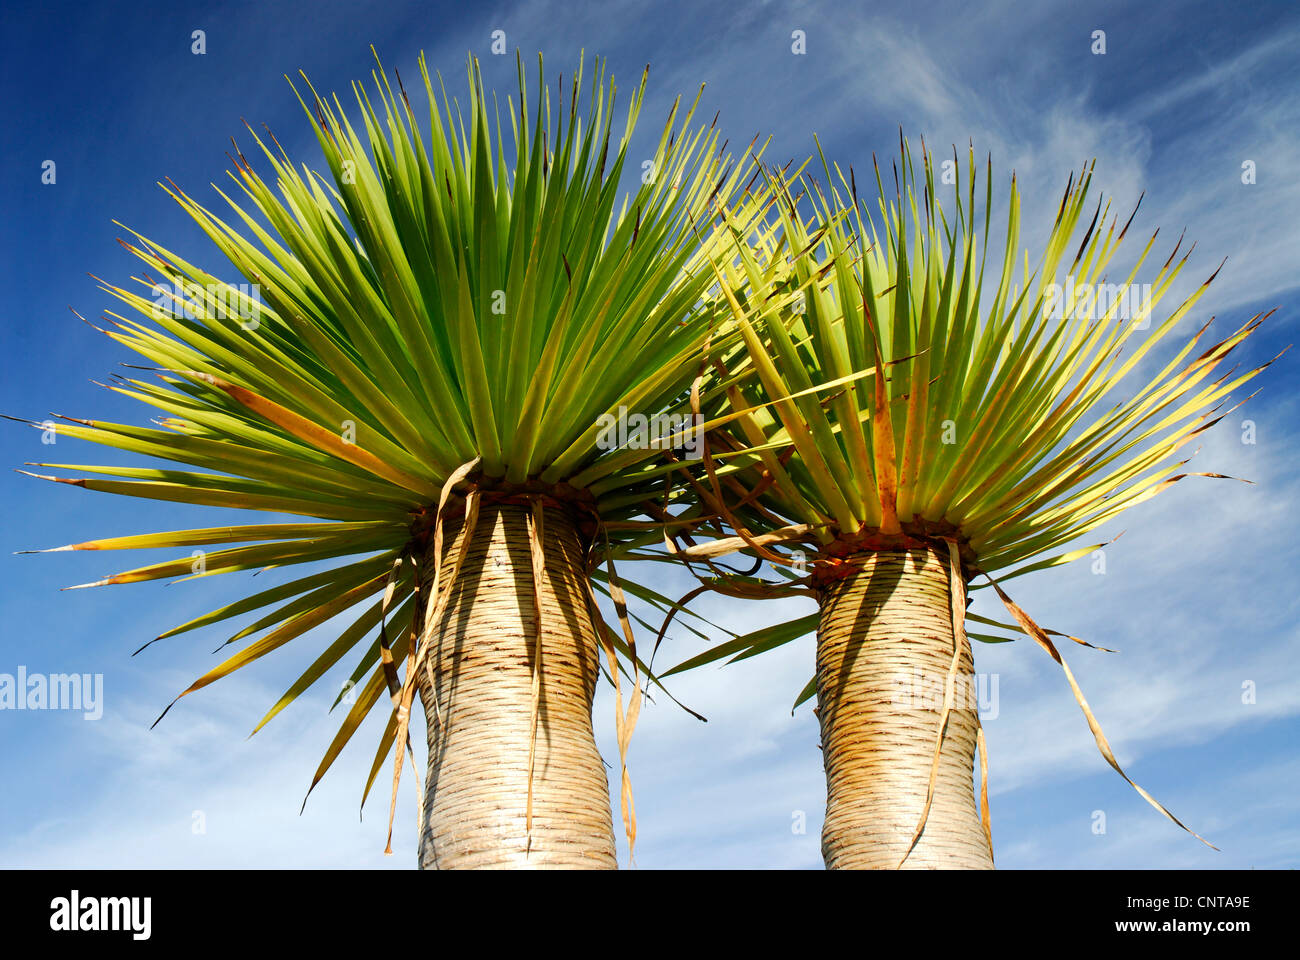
[816,547,994,869]
[416,502,616,869]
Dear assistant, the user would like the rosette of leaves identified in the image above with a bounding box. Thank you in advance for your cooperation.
[662,141,1279,868]
[16,51,769,869]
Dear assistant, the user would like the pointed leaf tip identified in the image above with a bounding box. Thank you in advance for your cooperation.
[150,697,179,730]
[61,579,110,591]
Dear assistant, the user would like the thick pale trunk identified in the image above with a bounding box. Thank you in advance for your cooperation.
[816,548,993,869]
[416,502,616,869]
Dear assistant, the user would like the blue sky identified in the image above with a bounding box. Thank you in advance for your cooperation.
[1,0,1297,868]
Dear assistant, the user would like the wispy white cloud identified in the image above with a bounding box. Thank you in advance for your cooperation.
[1,668,415,868]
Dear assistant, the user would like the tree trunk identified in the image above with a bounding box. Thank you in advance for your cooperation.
[416,502,616,869]
[815,547,993,869]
